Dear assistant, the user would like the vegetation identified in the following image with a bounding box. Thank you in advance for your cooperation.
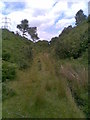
[17,19,29,36]
[2,83,16,101]
[51,20,88,59]
[28,27,39,42]
[75,9,87,25]
[2,61,16,82]
[2,10,89,118]
[17,19,39,41]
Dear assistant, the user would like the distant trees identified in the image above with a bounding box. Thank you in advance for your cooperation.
[75,9,87,25]
[59,25,72,37]
[17,19,39,42]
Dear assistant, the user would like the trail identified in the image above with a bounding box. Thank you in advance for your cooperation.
[2,52,85,118]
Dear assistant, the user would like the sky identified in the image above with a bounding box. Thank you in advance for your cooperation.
[0,0,89,41]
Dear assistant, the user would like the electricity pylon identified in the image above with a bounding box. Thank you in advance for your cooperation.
[2,17,11,30]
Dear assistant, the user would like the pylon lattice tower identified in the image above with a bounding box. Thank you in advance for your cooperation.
[2,17,11,30]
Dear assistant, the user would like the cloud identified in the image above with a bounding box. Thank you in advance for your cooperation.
[25,0,57,10]
[0,0,89,41]
[38,30,58,40]
[56,18,75,29]
[0,1,5,13]
[2,2,26,15]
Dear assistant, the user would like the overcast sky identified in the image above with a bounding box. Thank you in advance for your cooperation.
[0,0,89,41]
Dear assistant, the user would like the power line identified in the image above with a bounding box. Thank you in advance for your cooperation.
[2,17,11,30]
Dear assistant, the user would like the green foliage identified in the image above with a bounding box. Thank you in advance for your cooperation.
[2,29,33,70]
[34,40,49,53]
[75,9,87,25]
[60,62,88,118]
[2,50,11,61]
[2,62,16,82]
[2,14,89,118]
[17,19,39,41]
[59,25,72,37]
[34,89,46,108]
[55,41,71,58]
[50,37,58,46]
[52,21,88,59]
[73,91,88,118]
[2,83,16,101]
[28,27,39,42]
[17,58,29,69]
[17,19,29,36]
[24,46,33,59]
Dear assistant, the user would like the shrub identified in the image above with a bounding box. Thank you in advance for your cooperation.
[2,83,16,101]
[24,46,32,59]
[55,30,88,59]
[55,41,71,59]
[18,59,29,69]
[2,51,11,61]
[2,62,16,82]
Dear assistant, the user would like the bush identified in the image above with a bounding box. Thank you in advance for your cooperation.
[2,51,11,61]
[55,41,71,59]
[24,46,32,59]
[18,59,29,69]
[2,83,16,101]
[2,62,16,82]
[55,30,88,59]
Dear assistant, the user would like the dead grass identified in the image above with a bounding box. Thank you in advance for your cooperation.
[60,63,88,90]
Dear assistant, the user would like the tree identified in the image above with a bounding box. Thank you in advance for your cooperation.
[17,19,39,42]
[75,9,87,25]
[17,19,29,36]
[28,27,39,42]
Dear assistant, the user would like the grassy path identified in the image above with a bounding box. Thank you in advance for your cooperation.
[2,52,85,118]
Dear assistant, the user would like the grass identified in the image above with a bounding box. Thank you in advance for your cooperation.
[2,52,86,118]
[2,29,33,69]
[59,62,88,117]
[2,21,88,118]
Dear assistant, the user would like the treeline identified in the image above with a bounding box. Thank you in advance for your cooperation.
[16,9,88,41]
[50,9,88,59]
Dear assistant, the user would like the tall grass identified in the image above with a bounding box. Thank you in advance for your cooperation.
[60,63,88,117]
[60,64,88,90]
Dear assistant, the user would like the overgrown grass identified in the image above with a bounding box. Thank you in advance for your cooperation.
[2,21,88,118]
[60,63,88,117]
[2,83,16,101]
[2,29,33,70]
[2,53,86,118]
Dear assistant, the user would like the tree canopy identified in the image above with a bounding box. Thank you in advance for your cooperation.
[75,9,87,25]
[17,19,29,36]
[28,27,39,42]
[17,19,39,42]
